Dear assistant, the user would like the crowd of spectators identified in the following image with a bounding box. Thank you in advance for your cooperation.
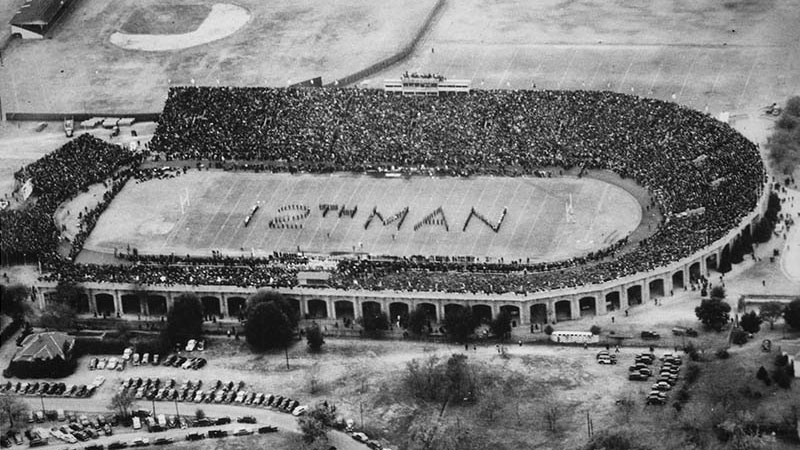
[2,87,766,295]
[1,134,139,263]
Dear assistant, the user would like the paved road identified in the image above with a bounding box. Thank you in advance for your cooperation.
[21,397,369,450]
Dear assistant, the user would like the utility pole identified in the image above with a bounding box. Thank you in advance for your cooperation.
[39,393,45,415]
[284,346,290,370]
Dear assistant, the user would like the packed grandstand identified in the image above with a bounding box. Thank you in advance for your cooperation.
[0,87,765,295]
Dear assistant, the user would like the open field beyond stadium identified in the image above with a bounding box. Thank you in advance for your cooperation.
[82,172,642,261]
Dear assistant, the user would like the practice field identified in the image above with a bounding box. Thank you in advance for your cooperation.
[83,172,642,262]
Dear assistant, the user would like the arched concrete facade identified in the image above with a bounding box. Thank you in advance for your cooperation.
[362,301,382,318]
[649,279,665,299]
[417,302,437,322]
[121,294,140,315]
[95,293,115,315]
[201,296,221,316]
[227,296,246,317]
[472,304,493,324]
[627,285,642,306]
[334,300,354,319]
[605,291,620,312]
[578,296,596,317]
[389,302,409,323]
[308,299,328,319]
[554,300,571,322]
[500,305,521,327]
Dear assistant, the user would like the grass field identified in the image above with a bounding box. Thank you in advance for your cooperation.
[82,172,642,261]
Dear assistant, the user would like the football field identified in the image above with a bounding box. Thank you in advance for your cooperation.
[83,171,642,262]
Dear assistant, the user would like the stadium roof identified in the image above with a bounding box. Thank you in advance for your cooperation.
[13,331,74,362]
[10,0,70,27]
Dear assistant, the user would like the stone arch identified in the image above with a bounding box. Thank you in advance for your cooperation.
[418,302,437,322]
[286,298,301,320]
[649,279,664,299]
[689,262,702,283]
[554,300,571,321]
[530,304,547,324]
[444,304,465,318]
[672,270,685,290]
[121,294,140,315]
[147,295,167,316]
[472,304,493,324]
[579,296,596,317]
[227,296,246,317]
[76,293,90,314]
[389,302,409,324]
[334,300,354,320]
[627,285,642,306]
[362,301,382,318]
[500,305,520,327]
[201,296,221,316]
[307,299,328,319]
[95,293,115,315]
[706,253,718,272]
[605,291,620,312]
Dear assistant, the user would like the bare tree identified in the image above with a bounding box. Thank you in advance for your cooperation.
[0,394,29,428]
[540,397,565,433]
[306,361,323,394]
[108,391,137,419]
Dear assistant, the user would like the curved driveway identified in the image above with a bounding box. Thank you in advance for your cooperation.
[21,397,369,450]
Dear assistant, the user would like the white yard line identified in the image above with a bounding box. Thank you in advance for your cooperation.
[557,48,577,90]
[677,50,701,100]
[735,51,759,110]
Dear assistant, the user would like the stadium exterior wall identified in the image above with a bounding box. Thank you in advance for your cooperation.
[32,178,771,326]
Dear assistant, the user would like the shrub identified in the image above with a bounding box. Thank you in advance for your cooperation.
[684,363,701,384]
[756,366,769,381]
[544,325,554,335]
[772,367,792,389]
[684,342,700,361]
[73,337,128,356]
[715,348,730,359]
[589,325,601,335]
[775,354,788,366]
[731,328,748,345]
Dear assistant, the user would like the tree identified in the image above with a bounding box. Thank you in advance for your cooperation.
[490,310,512,341]
[740,311,762,334]
[583,429,650,450]
[306,362,323,395]
[544,324,554,335]
[0,284,31,322]
[162,293,203,346]
[710,285,726,301]
[298,402,338,444]
[443,308,477,343]
[759,302,785,330]
[108,391,136,419]
[194,409,205,420]
[305,323,325,352]
[245,301,294,351]
[54,280,86,311]
[404,414,488,450]
[0,394,29,428]
[718,246,732,273]
[590,324,602,335]
[695,298,731,331]
[407,306,430,336]
[784,298,800,330]
[246,290,298,327]
[38,303,76,331]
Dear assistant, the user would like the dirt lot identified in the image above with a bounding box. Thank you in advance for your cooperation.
[0,0,437,113]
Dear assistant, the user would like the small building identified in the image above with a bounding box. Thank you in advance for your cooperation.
[10,0,75,39]
[5,331,76,378]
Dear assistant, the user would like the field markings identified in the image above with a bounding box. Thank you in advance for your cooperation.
[162,177,236,251]
[588,58,604,89]
[618,51,638,91]
[485,177,516,258]
[238,180,274,251]
[496,48,518,89]
[519,183,551,261]
[305,176,338,253]
[501,179,528,260]
[735,51,759,110]
[331,176,367,253]
[677,50,701,101]
[576,183,610,252]
[710,61,725,95]
[647,61,662,95]
[556,49,577,90]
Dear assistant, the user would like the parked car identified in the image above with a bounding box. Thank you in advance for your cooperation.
[237,416,256,424]
[208,430,227,438]
[106,357,118,370]
[153,437,173,445]
[130,437,150,447]
[292,405,308,416]
[215,417,231,425]
[89,358,99,370]
[641,331,660,340]
[152,354,161,365]
[628,372,648,381]
[197,340,205,351]
[185,340,197,352]
[186,432,205,441]
[108,441,128,449]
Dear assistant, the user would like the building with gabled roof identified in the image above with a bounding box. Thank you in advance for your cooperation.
[5,331,75,378]
[10,0,75,39]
